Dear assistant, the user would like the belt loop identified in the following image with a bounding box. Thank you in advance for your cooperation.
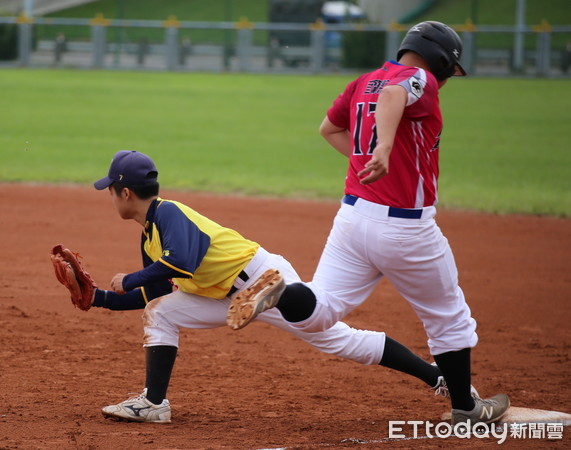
[238,270,249,282]
[228,269,249,297]
[342,195,358,206]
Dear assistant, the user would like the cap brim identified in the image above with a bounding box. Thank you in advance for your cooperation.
[94,176,114,190]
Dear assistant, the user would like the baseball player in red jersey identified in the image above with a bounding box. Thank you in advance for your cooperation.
[92,150,455,423]
[228,21,510,425]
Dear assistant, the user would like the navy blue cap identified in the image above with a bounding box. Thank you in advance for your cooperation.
[94,150,158,190]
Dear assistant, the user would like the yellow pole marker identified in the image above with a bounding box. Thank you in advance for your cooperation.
[388,20,406,32]
[532,19,552,33]
[457,19,477,33]
[90,13,110,27]
[235,17,254,30]
[163,15,181,28]
[16,13,34,24]
[309,18,325,31]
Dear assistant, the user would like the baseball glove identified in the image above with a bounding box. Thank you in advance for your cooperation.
[50,244,97,311]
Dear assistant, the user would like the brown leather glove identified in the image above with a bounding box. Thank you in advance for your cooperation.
[50,244,97,311]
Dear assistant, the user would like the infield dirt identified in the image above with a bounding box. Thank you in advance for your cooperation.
[1,184,569,449]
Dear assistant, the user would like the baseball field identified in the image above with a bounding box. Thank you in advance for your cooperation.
[1,69,570,448]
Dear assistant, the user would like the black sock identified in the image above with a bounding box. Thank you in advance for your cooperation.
[276,283,317,322]
[379,337,440,387]
[433,348,475,411]
[145,345,177,405]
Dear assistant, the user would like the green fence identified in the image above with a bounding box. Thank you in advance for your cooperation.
[1,14,570,76]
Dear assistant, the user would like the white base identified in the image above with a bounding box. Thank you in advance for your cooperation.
[442,406,571,425]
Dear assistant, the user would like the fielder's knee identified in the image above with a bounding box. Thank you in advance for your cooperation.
[142,297,180,347]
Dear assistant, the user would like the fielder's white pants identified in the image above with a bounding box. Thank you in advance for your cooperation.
[142,247,385,365]
[291,199,478,356]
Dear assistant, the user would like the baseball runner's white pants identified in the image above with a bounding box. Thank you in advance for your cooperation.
[142,247,385,365]
[291,197,478,356]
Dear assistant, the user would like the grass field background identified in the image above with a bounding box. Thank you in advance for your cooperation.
[27,0,571,50]
[1,69,570,217]
[39,0,571,29]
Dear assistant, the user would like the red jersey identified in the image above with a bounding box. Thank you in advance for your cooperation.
[327,61,442,208]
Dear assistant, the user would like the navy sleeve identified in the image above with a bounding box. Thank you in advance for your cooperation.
[144,278,174,301]
[92,288,146,310]
[122,261,183,291]
[153,202,210,276]
[120,201,209,292]
[93,278,173,311]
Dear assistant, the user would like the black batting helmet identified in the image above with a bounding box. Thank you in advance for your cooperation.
[397,21,467,81]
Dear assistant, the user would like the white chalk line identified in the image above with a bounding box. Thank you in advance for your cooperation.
[256,433,441,450]
[256,422,562,450]
[256,410,571,449]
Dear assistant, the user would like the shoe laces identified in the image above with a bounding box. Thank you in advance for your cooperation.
[474,396,501,409]
[125,391,147,402]
[433,376,450,398]
[434,385,450,398]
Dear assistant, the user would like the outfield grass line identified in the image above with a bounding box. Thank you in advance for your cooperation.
[0,180,343,205]
[2,181,571,219]
[1,70,569,217]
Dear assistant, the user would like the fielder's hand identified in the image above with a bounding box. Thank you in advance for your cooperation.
[110,273,127,295]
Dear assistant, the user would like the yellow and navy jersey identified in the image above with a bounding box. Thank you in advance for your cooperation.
[122,198,260,299]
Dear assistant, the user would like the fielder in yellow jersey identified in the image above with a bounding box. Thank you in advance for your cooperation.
[92,150,453,424]
[135,197,259,299]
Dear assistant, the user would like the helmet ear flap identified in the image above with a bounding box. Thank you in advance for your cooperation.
[439,56,455,80]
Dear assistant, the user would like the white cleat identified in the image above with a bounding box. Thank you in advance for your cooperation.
[101,388,171,424]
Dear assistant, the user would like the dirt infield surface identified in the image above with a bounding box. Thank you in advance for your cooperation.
[1,183,569,449]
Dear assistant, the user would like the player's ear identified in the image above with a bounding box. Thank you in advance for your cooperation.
[122,187,131,200]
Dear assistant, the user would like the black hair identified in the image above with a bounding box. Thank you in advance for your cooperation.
[111,180,160,199]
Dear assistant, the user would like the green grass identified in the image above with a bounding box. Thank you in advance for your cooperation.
[35,0,571,26]
[44,0,268,21]
[0,69,346,198]
[35,0,270,44]
[1,69,569,217]
[439,78,571,216]
[23,0,571,50]
[416,0,571,50]
[417,0,571,26]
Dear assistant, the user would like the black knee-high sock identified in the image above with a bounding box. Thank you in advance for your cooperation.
[379,337,441,387]
[433,348,475,411]
[276,283,316,322]
[145,345,177,405]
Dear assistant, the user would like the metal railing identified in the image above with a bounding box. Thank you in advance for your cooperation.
[1,14,570,77]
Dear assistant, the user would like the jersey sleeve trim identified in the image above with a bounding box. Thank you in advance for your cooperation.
[158,257,194,277]
[395,68,428,106]
[140,286,149,304]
